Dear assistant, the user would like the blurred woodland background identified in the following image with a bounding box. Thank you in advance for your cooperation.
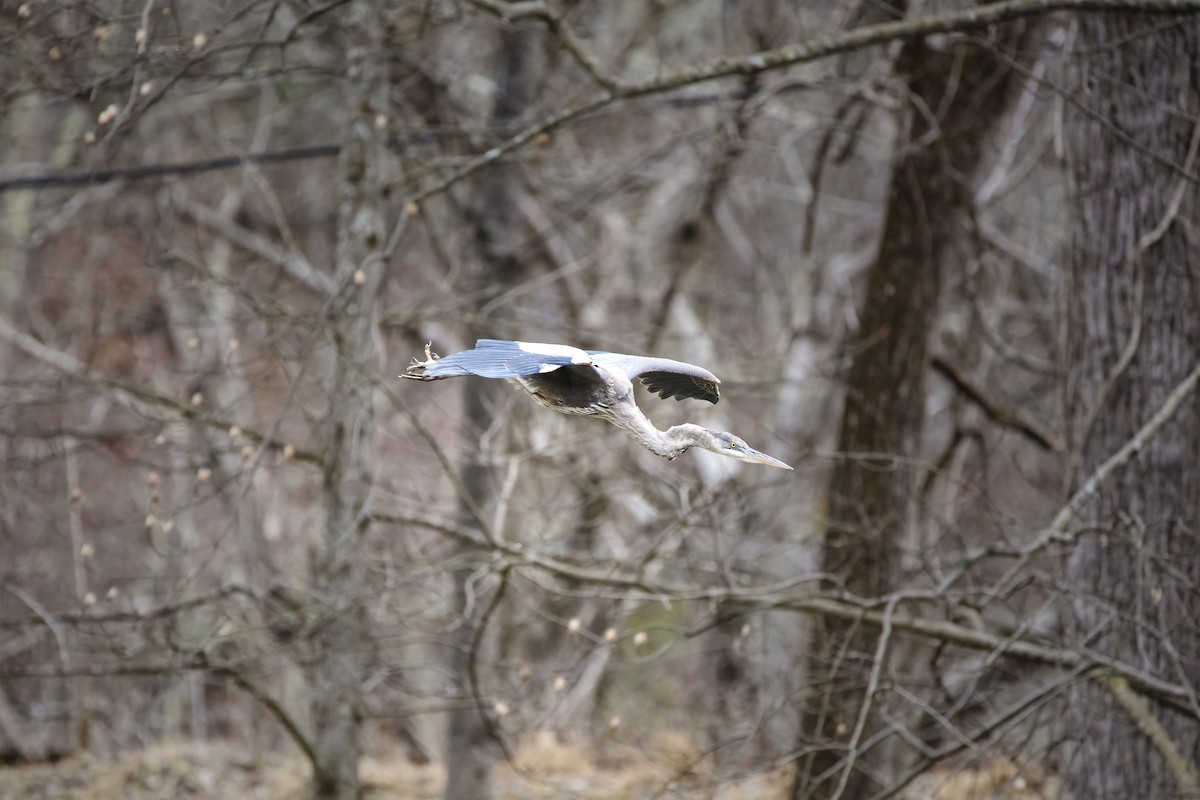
[2,1,1200,798]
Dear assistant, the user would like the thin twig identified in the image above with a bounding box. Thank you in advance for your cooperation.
[465,566,518,764]
[5,587,72,676]
[868,668,1084,800]
[216,667,321,770]
[831,595,899,800]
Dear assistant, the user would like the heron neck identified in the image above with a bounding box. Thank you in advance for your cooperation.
[608,405,703,459]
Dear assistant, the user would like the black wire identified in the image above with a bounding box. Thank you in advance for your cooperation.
[0,80,816,194]
[0,144,341,192]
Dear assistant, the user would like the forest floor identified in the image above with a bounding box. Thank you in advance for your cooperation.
[0,734,1056,799]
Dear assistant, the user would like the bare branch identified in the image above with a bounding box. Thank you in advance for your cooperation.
[216,666,321,772]
[0,583,258,631]
[1104,674,1200,798]
[932,354,1063,452]
[831,595,899,800]
[871,669,1083,800]
[465,567,518,765]
[176,196,335,297]
[0,317,322,466]
[404,0,1200,209]
[987,360,1200,602]
[370,507,1200,716]
[5,587,73,675]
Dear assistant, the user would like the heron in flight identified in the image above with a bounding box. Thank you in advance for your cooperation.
[403,339,792,470]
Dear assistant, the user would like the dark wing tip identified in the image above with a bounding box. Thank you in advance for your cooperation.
[639,373,720,404]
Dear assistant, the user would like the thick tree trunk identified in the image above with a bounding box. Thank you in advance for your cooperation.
[310,3,390,798]
[794,16,1034,800]
[1062,14,1200,799]
[443,26,544,800]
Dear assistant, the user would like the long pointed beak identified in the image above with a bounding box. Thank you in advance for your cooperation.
[734,445,794,470]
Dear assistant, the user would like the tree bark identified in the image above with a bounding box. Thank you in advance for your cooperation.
[1062,13,1200,799]
[794,13,1035,799]
[310,2,390,797]
[443,26,544,800]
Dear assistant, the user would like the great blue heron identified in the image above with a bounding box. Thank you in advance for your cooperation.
[403,339,792,469]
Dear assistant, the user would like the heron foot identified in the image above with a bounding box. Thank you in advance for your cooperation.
[401,342,440,380]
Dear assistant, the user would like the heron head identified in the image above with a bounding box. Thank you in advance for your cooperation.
[705,430,793,470]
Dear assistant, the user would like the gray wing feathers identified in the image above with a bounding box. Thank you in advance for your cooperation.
[406,342,720,403]
[589,353,721,404]
[409,339,579,380]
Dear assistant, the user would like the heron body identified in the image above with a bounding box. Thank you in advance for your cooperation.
[403,339,792,470]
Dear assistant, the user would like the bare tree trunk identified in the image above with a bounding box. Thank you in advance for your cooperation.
[310,2,390,797]
[444,446,496,800]
[443,26,544,800]
[1062,14,1200,799]
[794,14,1035,799]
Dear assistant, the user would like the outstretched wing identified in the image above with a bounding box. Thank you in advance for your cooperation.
[589,352,721,404]
[405,339,593,380]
